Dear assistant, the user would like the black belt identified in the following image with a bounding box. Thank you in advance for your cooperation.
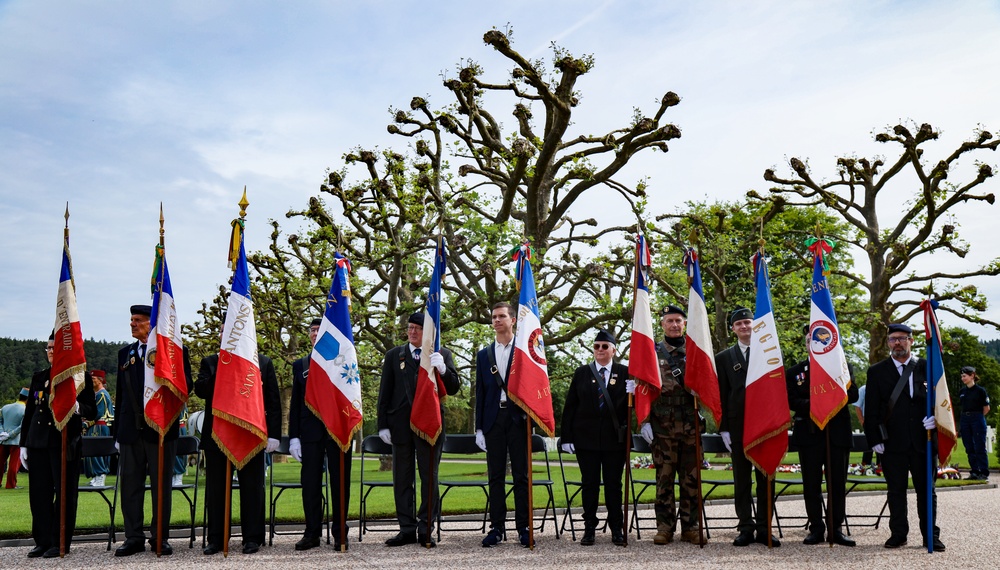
[962,412,984,416]
[660,395,692,406]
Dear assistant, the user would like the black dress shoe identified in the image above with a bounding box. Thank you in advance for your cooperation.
[418,535,436,548]
[923,537,946,551]
[295,536,321,551]
[203,543,222,555]
[27,545,48,558]
[803,530,824,545]
[755,533,780,547]
[831,531,856,547]
[385,531,417,547]
[612,530,626,546]
[42,547,62,558]
[884,535,907,548]
[115,539,146,557]
[157,541,173,556]
[333,539,349,551]
[242,541,260,554]
[733,531,755,547]
[580,529,596,546]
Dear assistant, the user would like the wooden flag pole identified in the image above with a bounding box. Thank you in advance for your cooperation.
[59,427,67,557]
[426,442,434,548]
[223,461,232,557]
[692,397,706,548]
[340,449,347,551]
[156,434,165,556]
[623,395,633,546]
[767,474,774,548]
[526,416,535,550]
[826,429,834,548]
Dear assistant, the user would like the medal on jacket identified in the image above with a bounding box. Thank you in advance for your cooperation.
[609,373,617,386]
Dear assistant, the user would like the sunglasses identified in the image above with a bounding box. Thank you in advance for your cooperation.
[593,343,612,350]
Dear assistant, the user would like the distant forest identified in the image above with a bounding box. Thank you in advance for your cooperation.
[0,337,127,403]
[984,339,1000,361]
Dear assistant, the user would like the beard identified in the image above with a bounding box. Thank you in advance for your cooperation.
[890,346,910,360]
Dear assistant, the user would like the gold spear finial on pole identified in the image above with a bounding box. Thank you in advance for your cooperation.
[64,202,70,239]
[814,222,823,239]
[758,218,766,251]
[159,202,165,247]
[238,186,249,218]
[228,187,249,270]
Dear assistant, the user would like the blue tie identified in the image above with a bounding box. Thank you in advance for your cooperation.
[413,348,421,361]
[598,367,607,409]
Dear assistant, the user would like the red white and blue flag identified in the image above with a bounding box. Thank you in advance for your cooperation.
[921,299,958,464]
[307,253,363,452]
[805,238,851,430]
[682,248,722,426]
[629,235,661,425]
[410,239,449,445]
[212,234,267,468]
[743,252,790,475]
[508,243,556,436]
[50,233,87,431]
[144,244,189,435]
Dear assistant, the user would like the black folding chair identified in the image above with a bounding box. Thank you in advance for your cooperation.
[843,433,888,533]
[699,433,745,539]
[268,435,330,545]
[436,434,490,540]
[513,434,559,537]
[358,435,394,541]
[140,434,200,548]
[626,434,658,538]
[77,436,120,550]
[557,436,610,540]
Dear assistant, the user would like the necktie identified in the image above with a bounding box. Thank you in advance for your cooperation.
[139,344,147,361]
[743,347,749,362]
[413,348,421,361]
[598,367,608,409]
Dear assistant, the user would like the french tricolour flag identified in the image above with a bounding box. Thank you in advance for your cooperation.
[410,239,449,445]
[629,235,661,425]
[921,299,957,464]
[212,235,267,468]
[683,248,722,426]
[306,253,363,452]
[743,252,790,475]
[507,244,555,436]
[50,236,87,431]
[144,245,188,435]
[806,239,850,430]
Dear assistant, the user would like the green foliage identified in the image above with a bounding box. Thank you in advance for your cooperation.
[941,326,1000,425]
[0,337,126,403]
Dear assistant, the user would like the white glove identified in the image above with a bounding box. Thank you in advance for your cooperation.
[288,438,302,461]
[266,438,280,454]
[720,431,732,452]
[922,416,936,430]
[475,429,487,452]
[430,352,447,374]
[379,428,392,445]
[872,443,885,455]
[625,379,636,394]
[640,423,654,444]
[74,401,80,414]
[561,443,575,454]
[19,447,28,471]
[0,432,8,442]
[114,441,120,452]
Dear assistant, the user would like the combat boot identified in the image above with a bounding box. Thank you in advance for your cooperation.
[680,529,704,544]
[653,524,673,545]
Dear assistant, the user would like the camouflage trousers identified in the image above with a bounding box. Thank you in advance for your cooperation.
[650,413,701,532]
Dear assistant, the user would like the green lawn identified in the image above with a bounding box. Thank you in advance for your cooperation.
[0,445,988,539]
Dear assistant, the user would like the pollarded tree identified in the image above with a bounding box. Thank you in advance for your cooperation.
[753,122,1000,362]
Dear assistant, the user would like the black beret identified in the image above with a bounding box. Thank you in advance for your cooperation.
[130,304,152,317]
[310,318,322,328]
[961,366,977,375]
[408,312,424,326]
[887,323,912,335]
[728,307,752,326]
[662,304,686,318]
[594,329,617,346]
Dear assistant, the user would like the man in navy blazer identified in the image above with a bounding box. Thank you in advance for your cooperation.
[864,323,943,551]
[474,302,529,547]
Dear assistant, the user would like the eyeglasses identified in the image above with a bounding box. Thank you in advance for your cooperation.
[45,346,55,352]
[887,336,912,344]
[593,343,612,350]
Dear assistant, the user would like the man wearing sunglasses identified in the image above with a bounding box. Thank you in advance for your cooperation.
[560,330,631,546]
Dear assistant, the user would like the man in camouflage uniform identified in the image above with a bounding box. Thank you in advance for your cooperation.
[639,305,702,545]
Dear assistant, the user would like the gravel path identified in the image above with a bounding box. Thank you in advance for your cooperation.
[2,484,993,568]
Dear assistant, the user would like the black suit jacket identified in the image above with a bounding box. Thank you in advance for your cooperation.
[194,353,281,453]
[715,343,749,440]
[376,344,460,442]
[21,368,96,460]
[785,359,859,448]
[864,356,935,454]
[114,341,192,444]
[474,342,520,434]
[560,361,629,452]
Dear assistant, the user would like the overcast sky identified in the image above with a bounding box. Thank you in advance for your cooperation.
[2,0,999,344]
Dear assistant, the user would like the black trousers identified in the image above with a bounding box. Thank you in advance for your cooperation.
[882,448,939,540]
[28,446,81,550]
[204,446,265,546]
[798,439,849,534]
[576,447,625,532]
[119,439,176,542]
[391,431,443,535]
[301,439,352,540]
[731,437,774,535]
[484,406,529,532]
